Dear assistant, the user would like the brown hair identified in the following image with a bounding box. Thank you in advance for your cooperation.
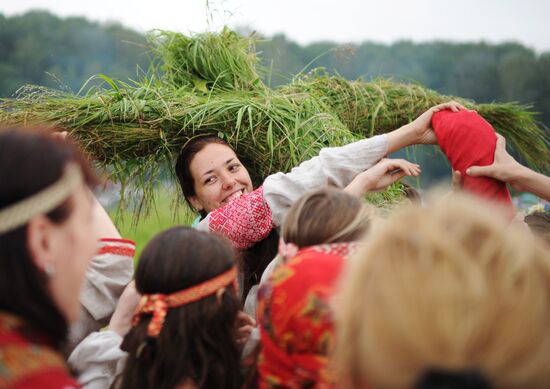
[525,211,550,246]
[175,135,230,216]
[282,186,374,248]
[118,227,242,389]
[0,128,98,348]
[335,194,550,389]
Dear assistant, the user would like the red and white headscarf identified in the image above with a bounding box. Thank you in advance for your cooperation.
[257,243,356,389]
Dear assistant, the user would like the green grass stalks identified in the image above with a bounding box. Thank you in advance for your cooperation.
[151,27,264,92]
[1,29,548,220]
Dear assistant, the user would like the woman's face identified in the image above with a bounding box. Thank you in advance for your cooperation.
[46,184,98,323]
[188,143,253,213]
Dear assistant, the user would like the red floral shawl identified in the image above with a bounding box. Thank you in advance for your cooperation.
[0,312,78,389]
[256,243,354,389]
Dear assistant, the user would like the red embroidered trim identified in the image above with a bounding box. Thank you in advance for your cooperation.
[132,267,238,337]
[209,186,274,249]
[99,238,136,245]
[97,246,135,257]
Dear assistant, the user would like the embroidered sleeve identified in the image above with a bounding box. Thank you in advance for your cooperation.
[208,187,274,250]
[67,239,135,353]
[79,239,135,321]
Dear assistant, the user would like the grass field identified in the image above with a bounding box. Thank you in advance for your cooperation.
[108,187,196,260]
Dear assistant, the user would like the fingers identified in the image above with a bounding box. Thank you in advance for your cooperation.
[387,159,421,177]
[236,326,254,345]
[236,311,257,346]
[451,170,462,191]
[50,130,69,141]
[237,311,257,327]
[433,101,469,113]
[495,133,506,150]
[391,170,408,182]
[109,281,142,337]
[236,312,255,346]
[466,165,491,178]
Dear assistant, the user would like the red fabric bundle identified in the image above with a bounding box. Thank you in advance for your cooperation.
[432,110,513,209]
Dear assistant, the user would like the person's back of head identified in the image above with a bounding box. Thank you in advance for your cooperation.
[335,194,550,389]
[525,211,550,246]
[281,186,374,249]
[118,227,242,389]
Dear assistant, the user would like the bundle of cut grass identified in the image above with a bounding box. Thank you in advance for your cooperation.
[151,27,264,92]
[284,71,550,170]
[1,29,548,218]
[0,80,354,185]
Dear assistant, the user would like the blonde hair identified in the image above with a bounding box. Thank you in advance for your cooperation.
[282,186,375,248]
[335,194,550,389]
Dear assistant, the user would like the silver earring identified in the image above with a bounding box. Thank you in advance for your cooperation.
[44,262,55,276]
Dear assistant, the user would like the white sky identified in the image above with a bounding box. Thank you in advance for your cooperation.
[2,0,550,52]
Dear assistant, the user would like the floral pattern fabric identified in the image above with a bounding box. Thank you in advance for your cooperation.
[257,243,352,389]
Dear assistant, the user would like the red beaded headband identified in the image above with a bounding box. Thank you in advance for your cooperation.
[131,267,238,338]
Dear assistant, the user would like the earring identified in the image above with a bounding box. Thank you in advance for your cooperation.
[44,262,55,276]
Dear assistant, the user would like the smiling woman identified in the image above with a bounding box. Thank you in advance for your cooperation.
[176,102,466,298]
[188,141,253,214]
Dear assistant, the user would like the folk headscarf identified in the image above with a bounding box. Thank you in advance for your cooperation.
[257,244,350,389]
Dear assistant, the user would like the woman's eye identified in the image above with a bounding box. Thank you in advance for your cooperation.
[204,176,216,185]
[229,164,240,172]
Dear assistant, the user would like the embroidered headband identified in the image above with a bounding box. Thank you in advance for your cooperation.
[0,163,83,234]
[132,267,238,338]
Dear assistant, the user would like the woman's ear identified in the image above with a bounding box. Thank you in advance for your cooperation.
[26,215,56,273]
[278,237,298,262]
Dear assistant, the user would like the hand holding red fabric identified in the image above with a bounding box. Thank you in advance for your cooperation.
[432,110,513,209]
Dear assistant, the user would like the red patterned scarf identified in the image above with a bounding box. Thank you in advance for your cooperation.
[257,244,350,388]
[208,186,275,249]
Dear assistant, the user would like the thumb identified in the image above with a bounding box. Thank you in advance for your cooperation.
[451,170,462,191]
[466,165,492,177]
[391,170,408,182]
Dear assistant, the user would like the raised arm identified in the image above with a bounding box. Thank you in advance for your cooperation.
[199,102,465,246]
[467,134,550,202]
[264,101,465,224]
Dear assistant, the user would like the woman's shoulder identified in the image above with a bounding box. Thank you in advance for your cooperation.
[0,312,79,389]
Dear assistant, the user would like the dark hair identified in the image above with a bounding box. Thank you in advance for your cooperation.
[0,128,98,348]
[175,135,230,216]
[117,227,243,389]
[415,369,491,389]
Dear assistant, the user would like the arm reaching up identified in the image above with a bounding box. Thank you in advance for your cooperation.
[467,134,550,202]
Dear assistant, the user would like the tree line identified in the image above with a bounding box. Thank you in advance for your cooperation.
[1,11,548,183]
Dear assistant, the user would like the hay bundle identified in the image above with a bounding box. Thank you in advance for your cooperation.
[1,29,548,216]
[153,28,264,91]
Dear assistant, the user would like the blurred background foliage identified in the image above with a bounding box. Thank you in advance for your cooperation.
[2,10,548,250]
